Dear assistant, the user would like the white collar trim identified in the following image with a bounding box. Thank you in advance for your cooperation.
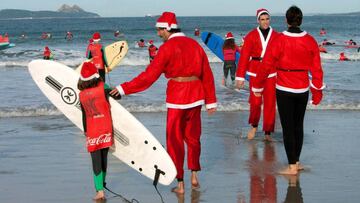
[282,31,307,37]
[169,32,186,40]
[257,26,273,58]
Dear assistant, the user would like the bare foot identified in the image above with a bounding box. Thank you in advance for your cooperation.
[296,161,304,171]
[171,181,185,194]
[264,134,273,142]
[191,171,200,190]
[93,190,105,201]
[221,77,226,86]
[278,164,298,175]
[247,127,257,140]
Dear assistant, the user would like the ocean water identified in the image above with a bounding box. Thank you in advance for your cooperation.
[0,16,360,118]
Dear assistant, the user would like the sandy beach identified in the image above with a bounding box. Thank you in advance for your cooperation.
[1,110,359,202]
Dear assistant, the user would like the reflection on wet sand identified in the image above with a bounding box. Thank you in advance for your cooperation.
[246,142,277,203]
[283,175,303,203]
[175,189,201,203]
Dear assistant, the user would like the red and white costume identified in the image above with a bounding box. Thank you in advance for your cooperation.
[252,30,325,99]
[79,63,113,152]
[236,25,279,133]
[116,12,217,179]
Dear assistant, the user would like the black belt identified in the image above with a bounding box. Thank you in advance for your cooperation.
[251,57,262,61]
[277,68,307,72]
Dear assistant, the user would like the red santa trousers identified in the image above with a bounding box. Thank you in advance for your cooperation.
[166,106,202,180]
[248,76,276,132]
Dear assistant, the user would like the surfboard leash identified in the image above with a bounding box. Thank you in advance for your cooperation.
[104,185,140,203]
[153,168,165,203]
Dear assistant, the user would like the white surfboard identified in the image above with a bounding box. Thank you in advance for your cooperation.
[28,59,176,185]
[76,40,129,73]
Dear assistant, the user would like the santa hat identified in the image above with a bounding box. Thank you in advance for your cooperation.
[92,32,101,42]
[256,8,270,20]
[156,12,179,31]
[44,46,49,50]
[225,32,234,40]
[148,40,154,45]
[80,62,99,81]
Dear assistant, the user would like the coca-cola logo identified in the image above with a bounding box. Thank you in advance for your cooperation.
[87,133,112,146]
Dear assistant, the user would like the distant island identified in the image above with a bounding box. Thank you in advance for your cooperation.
[0,4,100,19]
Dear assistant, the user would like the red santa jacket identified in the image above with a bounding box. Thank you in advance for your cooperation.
[116,33,217,109]
[148,45,158,58]
[87,43,105,69]
[223,47,238,61]
[236,27,278,81]
[79,82,113,152]
[43,49,51,57]
[252,31,325,94]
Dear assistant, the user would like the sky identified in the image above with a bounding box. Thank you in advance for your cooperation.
[0,0,359,17]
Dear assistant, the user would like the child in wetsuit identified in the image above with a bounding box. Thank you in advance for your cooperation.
[78,62,119,200]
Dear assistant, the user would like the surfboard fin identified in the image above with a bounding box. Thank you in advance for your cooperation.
[153,168,165,187]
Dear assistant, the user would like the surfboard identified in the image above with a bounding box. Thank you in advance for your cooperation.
[0,42,15,50]
[28,60,176,186]
[76,40,128,73]
[201,31,249,81]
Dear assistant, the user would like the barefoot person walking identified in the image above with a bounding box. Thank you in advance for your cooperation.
[110,12,217,194]
[252,6,325,175]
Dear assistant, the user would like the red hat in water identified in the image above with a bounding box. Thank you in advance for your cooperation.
[80,62,99,81]
[44,46,49,50]
[156,12,179,31]
[256,8,270,20]
[92,32,101,41]
[225,32,234,40]
[148,40,154,45]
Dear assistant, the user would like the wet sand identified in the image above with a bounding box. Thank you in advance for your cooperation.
[1,110,360,202]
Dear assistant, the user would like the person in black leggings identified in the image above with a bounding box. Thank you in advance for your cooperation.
[252,6,325,175]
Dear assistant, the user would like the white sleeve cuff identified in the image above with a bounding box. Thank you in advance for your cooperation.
[252,87,264,93]
[116,85,126,96]
[235,77,245,81]
[310,82,326,90]
[205,103,217,109]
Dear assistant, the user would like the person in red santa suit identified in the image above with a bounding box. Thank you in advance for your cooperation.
[43,46,52,60]
[147,39,158,63]
[78,62,120,200]
[235,8,279,141]
[109,11,217,194]
[252,6,325,175]
[86,32,108,82]
[222,32,239,86]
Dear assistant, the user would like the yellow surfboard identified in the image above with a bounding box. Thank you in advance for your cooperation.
[76,40,128,73]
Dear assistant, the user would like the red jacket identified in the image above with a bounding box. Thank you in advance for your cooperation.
[236,27,278,81]
[87,43,105,69]
[223,48,237,61]
[252,31,325,93]
[117,33,217,109]
[79,82,113,152]
[43,50,51,57]
[148,45,158,57]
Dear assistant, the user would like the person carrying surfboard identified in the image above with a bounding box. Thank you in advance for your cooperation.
[235,8,279,142]
[78,62,117,200]
[222,32,240,86]
[252,6,325,175]
[110,11,217,194]
[86,32,109,82]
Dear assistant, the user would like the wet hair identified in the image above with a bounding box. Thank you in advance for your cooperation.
[223,38,236,50]
[77,77,101,91]
[286,6,303,27]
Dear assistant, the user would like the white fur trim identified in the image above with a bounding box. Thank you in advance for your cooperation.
[93,39,101,42]
[257,27,273,58]
[168,32,186,40]
[276,84,309,93]
[268,73,277,78]
[252,87,264,92]
[80,73,99,81]
[246,71,257,77]
[310,81,326,90]
[205,103,217,109]
[236,77,245,81]
[166,100,204,109]
[282,31,307,37]
[257,10,270,19]
[156,22,178,31]
[116,85,126,96]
